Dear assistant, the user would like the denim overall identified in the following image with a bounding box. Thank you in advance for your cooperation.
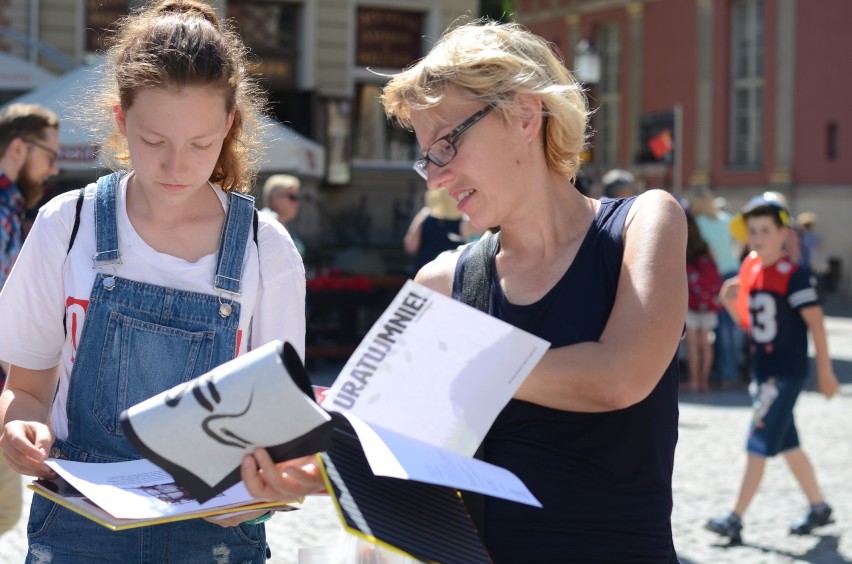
[27,173,269,563]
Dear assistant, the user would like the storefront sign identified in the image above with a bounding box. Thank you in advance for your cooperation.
[248,51,296,89]
[356,8,423,69]
[59,144,99,165]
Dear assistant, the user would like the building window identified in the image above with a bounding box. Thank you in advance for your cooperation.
[729,0,764,167]
[827,122,838,161]
[596,23,621,166]
[228,0,300,90]
[229,1,299,51]
[86,0,130,52]
[353,83,417,162]
[352,8,423,164]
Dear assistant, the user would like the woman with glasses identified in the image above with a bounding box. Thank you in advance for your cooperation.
[382,20,686,562]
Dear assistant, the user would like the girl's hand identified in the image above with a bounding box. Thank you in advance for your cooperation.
[241,449,326,502]
[0,420,56,478]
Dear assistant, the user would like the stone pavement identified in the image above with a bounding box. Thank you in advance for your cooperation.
[2,297,852,563]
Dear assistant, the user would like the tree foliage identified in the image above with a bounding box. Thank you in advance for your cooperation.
[480,0,515,22]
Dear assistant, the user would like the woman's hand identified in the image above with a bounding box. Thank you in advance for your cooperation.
[0,419,56,478]
[241,449,326,502]
[208,448,328,527]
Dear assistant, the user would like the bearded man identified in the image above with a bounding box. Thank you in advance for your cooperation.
[0,102,59,537]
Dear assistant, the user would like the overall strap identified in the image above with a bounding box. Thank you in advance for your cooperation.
[81,175,258,264]
[214,191,256,295]
[92,172,125,266]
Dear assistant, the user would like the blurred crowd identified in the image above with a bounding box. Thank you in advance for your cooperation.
[404,169,832,396]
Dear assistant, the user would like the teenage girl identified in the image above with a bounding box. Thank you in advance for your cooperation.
[0,1,321,560]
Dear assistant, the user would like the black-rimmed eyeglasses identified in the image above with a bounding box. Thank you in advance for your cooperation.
[413,105,494,181]
[25,138,58,167]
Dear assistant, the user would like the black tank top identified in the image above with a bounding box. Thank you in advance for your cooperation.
[453,197,679,562]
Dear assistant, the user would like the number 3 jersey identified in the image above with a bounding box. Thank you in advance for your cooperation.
[736,251,819,381]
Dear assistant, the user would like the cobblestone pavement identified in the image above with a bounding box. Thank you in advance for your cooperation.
[2,301,852,563]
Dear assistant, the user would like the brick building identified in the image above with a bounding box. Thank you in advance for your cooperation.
[517,0,852,294]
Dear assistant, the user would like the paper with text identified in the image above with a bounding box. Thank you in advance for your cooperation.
[46,459,268,520]
[343,413,540,506]
[326,280,549,457]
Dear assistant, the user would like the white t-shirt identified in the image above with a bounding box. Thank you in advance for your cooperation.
[0,174,306,439]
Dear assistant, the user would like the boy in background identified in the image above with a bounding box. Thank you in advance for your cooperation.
[705,195,840,543]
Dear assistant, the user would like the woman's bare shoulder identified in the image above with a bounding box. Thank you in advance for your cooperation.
[412,245,464,297]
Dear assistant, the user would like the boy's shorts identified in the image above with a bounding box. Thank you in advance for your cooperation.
[747,377,804,457]
[685,310,718,331]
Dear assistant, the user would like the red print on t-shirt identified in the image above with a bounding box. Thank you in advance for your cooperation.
[65,296,89,363]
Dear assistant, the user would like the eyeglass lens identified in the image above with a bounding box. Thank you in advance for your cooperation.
[413,105,493,181]
[428,140,457,167]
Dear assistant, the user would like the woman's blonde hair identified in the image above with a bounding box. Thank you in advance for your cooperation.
[91,0,266,193]
[382,19,589,179]
[424,189,462,220]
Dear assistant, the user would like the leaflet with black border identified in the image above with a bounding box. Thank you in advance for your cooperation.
[119,339,335,503]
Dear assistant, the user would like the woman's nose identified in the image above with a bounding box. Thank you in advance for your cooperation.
[426,163,452,190]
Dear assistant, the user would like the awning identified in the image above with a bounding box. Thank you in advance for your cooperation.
[258,115,325,178]
[1,57,325,178]
[0,53,57,91]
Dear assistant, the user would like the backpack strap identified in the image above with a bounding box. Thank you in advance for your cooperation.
[253,207,259,246]
[455,231,499,313]
[63,188,87,336]
[67,188,86,254]
[452,230,499,543]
